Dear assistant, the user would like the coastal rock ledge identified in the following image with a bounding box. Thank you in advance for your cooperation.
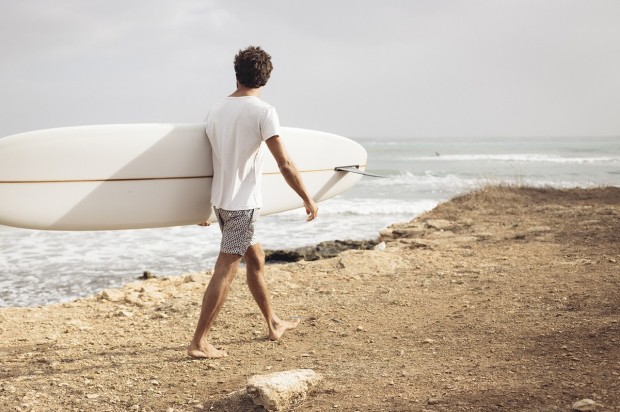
[265,239,379,262]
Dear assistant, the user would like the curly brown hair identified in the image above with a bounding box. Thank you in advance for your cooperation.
[234,46,273,89]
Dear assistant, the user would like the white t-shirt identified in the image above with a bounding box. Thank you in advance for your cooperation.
[205,96,280,210]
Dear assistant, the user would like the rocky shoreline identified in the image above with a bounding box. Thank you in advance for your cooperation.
[0,186,618,411]
[264,239,381,263]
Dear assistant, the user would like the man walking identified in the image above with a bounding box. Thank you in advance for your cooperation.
[188,46,318,359]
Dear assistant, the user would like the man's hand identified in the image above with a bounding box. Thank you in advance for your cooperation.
[305,200,318,221]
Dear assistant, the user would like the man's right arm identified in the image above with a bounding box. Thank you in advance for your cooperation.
[265,135,318,221]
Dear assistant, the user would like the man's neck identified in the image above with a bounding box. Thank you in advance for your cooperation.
[230,83,261,98]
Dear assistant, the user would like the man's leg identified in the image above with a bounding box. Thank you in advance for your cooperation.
[188,251,242,358]
[244,243,300,340]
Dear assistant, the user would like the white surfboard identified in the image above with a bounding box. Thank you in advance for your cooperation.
[0,124,367,230]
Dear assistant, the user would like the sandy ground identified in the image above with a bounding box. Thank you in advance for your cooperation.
[0,186,619,411]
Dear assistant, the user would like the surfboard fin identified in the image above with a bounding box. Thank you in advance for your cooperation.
[335,165,386,178]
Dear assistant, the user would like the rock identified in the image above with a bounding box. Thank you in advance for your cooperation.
[265,240,379,263]
[373,241,386,251]
[101,289,125,302]
[246,369,323,411]
[572,398,601,411]
[140,271,156,279]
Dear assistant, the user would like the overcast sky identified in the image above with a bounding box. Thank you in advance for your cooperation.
[1,0,619,139]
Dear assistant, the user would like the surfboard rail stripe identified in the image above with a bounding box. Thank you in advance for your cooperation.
[0,176,212,184]
[0,164,368,184]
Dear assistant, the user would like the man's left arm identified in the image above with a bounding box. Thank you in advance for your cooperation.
[265,135,318,221]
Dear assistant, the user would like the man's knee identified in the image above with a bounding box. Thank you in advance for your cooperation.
[244,244,265,268]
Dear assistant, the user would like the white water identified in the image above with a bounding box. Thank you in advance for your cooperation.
[1,135,618,307]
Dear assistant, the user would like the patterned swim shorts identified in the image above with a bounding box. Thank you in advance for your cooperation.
[213,208,260,256]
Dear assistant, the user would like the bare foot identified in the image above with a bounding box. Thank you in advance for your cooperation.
[187,341,227,359]
[269,317,301,341]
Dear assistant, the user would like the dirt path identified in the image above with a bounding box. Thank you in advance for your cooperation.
[1,186,619,411]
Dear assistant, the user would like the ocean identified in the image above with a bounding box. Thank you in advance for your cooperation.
[1,136,619,307]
